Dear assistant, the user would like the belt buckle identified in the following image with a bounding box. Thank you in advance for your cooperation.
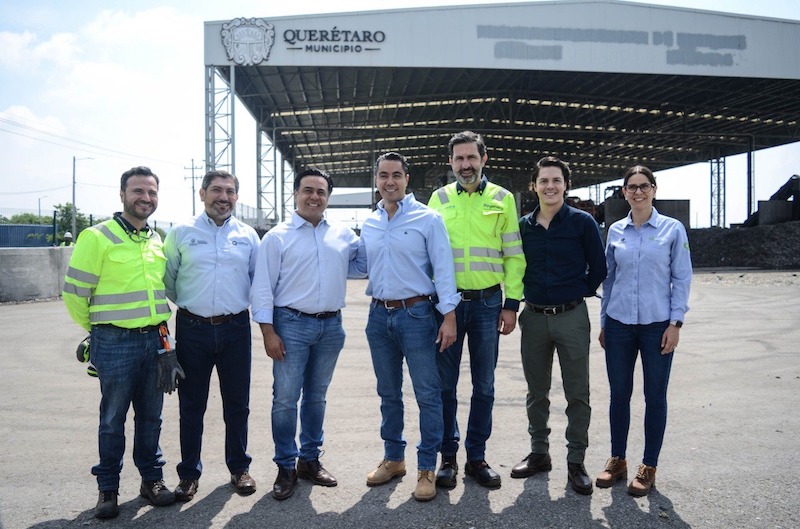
[382,300,395,310]
[543,306,557,316]
[460,292,472,302]
[209,315,223,325]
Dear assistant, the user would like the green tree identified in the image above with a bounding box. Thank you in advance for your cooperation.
[53,203,90,240]
[8,212,51,225]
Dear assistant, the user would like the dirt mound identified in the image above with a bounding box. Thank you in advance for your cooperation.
[689,221,800,269]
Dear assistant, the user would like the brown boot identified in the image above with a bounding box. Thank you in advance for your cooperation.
[628,464,656,497]
[366,459,406,486]
[413,470,436,501]
[596,457,627,488]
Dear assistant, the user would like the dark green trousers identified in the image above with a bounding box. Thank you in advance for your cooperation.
[519,302,591,464]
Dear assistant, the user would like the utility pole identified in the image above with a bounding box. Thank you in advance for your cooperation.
[184,159,204,215]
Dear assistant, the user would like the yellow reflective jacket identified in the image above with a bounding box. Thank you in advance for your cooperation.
[428,180,526,304]
[62,218,170,331]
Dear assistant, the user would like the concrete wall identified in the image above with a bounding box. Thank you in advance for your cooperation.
[0,247,72,302]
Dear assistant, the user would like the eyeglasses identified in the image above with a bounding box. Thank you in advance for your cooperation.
[624,183,654,193]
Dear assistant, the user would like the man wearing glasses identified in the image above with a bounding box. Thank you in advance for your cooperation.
[510,156,606,496]
[163,170,261,502]
[63,166,175,519]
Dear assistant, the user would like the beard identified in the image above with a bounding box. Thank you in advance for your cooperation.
[123,199,155,221]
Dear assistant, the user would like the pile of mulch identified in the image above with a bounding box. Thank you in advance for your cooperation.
[689,221,800,269]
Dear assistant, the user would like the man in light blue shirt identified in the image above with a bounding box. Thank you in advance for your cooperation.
[251,168,366,501]
[163,170,261,502]
[359,151,461,502]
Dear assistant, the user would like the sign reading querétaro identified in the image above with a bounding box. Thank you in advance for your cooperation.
[283,27,386,54]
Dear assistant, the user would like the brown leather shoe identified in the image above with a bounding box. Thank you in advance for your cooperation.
[628,464,656,497]
[231,470,257,496]
[297,458,338,487]
[413,470,436,501]
[174,478,199,502]
[273,466,297,500]
[596,457,627,488]
[366,459,406,486]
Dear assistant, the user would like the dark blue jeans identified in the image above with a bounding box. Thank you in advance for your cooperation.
[271,307,345,470]
[366,300,443,471]
[603,317,673,467]
[90,324,165,491]
[175,310,252,479]
[437,290,501,462]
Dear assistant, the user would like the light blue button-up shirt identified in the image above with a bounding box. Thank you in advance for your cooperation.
[600,207,692,327]
[163,211,260,317]
[359,193,461,315]
[251,212,366,324]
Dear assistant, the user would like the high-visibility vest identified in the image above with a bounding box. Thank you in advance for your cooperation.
[62,219,170,331]
[428,181,526,301]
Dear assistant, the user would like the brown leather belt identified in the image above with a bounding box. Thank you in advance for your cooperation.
[526,299,584,316]
[372,295,431,309]
[178,308,248,325]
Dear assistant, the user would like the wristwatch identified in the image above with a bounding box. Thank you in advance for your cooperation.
[669,320,683,328]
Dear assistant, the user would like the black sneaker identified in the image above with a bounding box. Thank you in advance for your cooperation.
[95,490,119,519]
[140,479,176,506]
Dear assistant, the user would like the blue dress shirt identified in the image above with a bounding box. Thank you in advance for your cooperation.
[163,211,260,317]
[520,203,607,305]
[600,207,692,327]
[359,193,461,315]
[251,212,366,324]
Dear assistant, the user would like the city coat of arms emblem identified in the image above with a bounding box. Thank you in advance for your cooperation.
[221,18,275,66]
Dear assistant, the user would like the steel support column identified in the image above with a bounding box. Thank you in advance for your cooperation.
[710,158,726,227]
[204,65,235,174]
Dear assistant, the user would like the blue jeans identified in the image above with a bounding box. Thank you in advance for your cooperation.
[175,310,252,479]
[366,300,443,471]
[271,307,345,469]
[437,290,501,461]
[90,324,165,491]
[603,317,673,467]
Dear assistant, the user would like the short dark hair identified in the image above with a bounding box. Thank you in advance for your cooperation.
[120,166,159,191]
[448,130,487,158]
[294,168,334,194]
[531,156,571,191]
[623,165,657,186]
[374,151,409,175]
[201,169,239,192]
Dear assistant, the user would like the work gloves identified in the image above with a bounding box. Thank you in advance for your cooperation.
[156,324,184,394]
[157,349,185,394]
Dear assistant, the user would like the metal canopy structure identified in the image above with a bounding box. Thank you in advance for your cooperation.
[204,1,800,227]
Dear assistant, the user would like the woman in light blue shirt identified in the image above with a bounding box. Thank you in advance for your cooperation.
[596,165,692,497]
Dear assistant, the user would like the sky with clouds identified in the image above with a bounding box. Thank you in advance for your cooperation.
[1,0,798,229]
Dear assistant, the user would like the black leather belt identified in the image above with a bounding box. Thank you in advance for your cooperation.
[526,298,584,316]
[459,284,501,301]
[372,295,431,309]
[283,307,340,319]
[95,324,161,333]
[178,308,248,325]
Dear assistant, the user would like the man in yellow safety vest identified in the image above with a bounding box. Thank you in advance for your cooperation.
[63,166,178,519]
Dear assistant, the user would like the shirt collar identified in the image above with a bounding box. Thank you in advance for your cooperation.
[290,210,328,229]
[456,176,488,195]
[200,210,231,228]
[622,206,661,228]
[113,212,151,235]
[377,193,414,214]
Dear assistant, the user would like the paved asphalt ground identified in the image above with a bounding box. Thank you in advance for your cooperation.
[1,272,799,529]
